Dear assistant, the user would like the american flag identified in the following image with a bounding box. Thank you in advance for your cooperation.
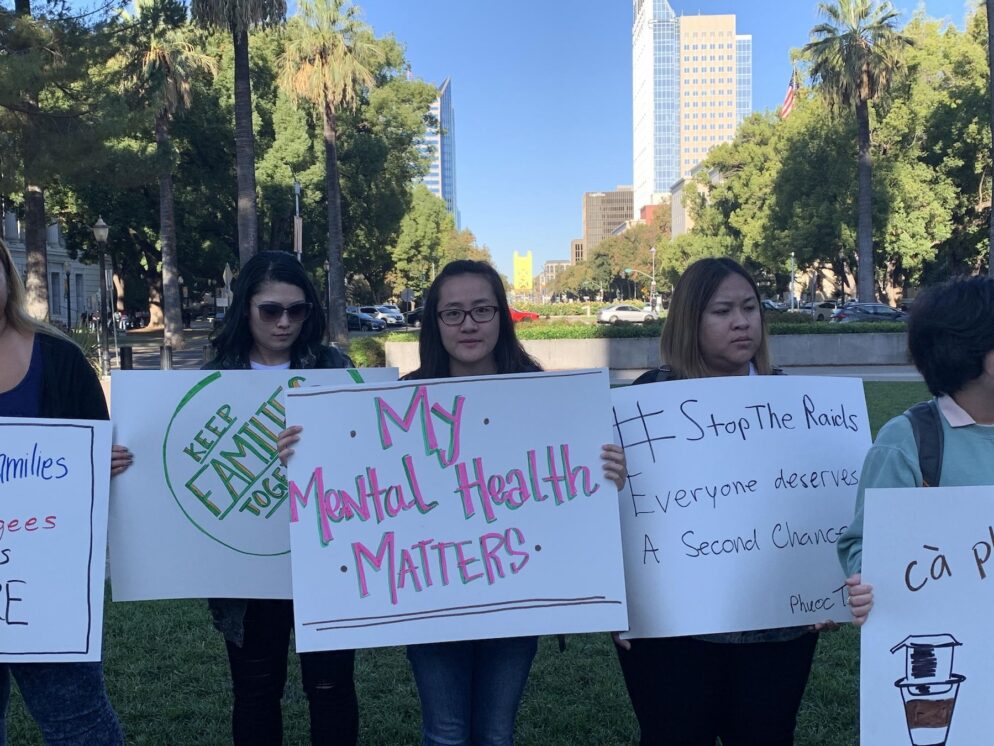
[780,71,798,119]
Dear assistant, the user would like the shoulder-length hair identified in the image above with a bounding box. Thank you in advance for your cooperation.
[209,251,326,367]
[660,257,772,379]
[0,237,72,341]
[408,260,541,379]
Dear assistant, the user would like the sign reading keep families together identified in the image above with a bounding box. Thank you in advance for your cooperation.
[0,418,111,662]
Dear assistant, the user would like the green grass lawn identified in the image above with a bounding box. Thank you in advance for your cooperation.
[8,381,930,745]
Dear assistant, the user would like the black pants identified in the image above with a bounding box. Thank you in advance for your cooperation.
[617,633,818,746]
[225,599,358,745]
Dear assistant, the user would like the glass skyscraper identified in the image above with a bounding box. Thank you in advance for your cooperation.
[420,77,459,228]
[632,2,752,214]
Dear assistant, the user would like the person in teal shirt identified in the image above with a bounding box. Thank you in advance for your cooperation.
[839,275,994,625]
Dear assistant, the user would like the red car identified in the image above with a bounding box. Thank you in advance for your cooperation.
[509,307,540,323]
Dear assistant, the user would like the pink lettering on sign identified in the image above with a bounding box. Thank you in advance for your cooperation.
[350,527,531,605]
[375,386,465,467]
[454,444,599,522]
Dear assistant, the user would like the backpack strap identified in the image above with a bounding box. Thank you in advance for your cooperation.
[903,400,944,487]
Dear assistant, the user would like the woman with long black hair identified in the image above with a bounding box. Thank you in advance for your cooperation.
[206,251,358,746]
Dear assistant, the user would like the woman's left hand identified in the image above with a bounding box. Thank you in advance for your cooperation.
[600,444,627,491]
[111,445,133,477]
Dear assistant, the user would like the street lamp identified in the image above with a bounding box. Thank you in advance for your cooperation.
[292,178,302,263]
[92,217,111,375]
[649,246,657,310]
[62,260,72,330]
[789,251,796,309]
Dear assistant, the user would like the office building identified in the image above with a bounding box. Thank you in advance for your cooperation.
[420,77,459,227]
[583,187,634,255]
[632,1,751,214]
[570,239,585,264]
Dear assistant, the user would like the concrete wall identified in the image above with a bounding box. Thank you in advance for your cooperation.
[385,332,908,376]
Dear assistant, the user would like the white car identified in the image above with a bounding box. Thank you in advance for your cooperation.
[596,304,658,324]
[359,305,405,326]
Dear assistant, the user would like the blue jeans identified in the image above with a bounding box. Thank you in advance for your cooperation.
[0,662,123,745]
[407,636,538,746]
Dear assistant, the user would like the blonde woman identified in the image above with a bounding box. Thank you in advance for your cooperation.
[0,238,130,744]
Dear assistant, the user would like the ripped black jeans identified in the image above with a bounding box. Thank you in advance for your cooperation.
[225,599,358,745]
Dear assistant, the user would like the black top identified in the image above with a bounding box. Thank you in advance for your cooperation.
[37,332,109,421]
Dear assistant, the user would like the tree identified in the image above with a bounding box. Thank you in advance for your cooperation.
[987,0,994,275]
[805,0,912,301]
[279,0,378,345]
[191,0,286,267]
[390,185,454,297]
[116,0,216,347]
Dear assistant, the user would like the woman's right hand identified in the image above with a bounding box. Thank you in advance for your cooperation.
[847,572,873,626]
[278,425,302,466]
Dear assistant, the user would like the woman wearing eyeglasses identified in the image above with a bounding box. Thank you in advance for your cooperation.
[204,251,359,745]
[398,260,626,745]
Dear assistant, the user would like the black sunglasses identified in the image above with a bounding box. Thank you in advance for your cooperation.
[255,302,312,324]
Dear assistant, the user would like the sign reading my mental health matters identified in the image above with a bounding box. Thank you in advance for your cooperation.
[0,418,111,662]
[287,369,628,652]
[861,487,994,746]
[611,375,871,638]
[109,368,397,601]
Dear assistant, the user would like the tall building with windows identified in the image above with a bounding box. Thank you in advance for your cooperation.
[420,77,459,227]
[583,187,634,254]
[632,2,751,214]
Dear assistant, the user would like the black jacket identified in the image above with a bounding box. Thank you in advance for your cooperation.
[37,332,109,420]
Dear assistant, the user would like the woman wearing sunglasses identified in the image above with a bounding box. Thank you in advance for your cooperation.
[205,251,359,745]
[397,260,626,745]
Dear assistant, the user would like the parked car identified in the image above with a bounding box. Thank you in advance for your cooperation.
[358,305,405,326]
[596,304,658,324]
[761,299,787,313]
[405,307,424,327]
[509,307,540,323]
[830,302,907,323]
[800,300,839,321]
[347,311,385,332]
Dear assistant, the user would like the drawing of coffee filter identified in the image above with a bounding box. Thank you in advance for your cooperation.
[891,634,965,746]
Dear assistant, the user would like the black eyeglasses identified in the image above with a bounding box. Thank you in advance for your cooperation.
[255,302,312,324]
[437,306,499,326]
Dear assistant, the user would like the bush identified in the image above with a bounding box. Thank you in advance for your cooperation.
[515,321,664,340]
[514,302,592,316]
[346,336,385,367]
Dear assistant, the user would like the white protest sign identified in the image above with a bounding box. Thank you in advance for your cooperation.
[109,368,397,600]
[611,375,870,638]
[286,369,628,651]
[0,418,111,662]
[861,487,994,746]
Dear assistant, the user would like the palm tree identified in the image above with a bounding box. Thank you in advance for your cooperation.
[117,0,217,347]
[805,0,911,301]
[279,0,379,346]
[191,0,285,267]
[987,0,994,276]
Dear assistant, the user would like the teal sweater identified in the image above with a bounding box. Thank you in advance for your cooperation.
[838,401,994,575]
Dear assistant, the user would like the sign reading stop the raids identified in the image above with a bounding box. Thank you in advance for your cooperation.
[611,375,871,638]
[109,368,396,601]
[286,369,628,651]
[0,418,111,662]
[861,486,994,746]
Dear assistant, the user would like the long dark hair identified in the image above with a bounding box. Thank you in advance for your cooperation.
[408,260,540,379]
[660,257,772,379]
[209,251,326,367]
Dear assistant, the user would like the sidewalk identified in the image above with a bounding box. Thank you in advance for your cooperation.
[609,365,922,386]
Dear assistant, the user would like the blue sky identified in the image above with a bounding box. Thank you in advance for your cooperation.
[357,0,974,278]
